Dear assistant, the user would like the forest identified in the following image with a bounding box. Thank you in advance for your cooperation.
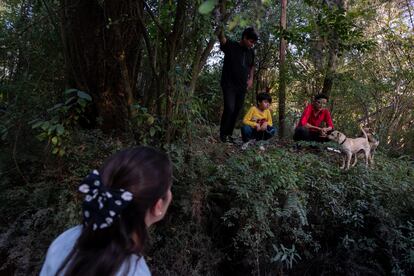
[1,0,414,275]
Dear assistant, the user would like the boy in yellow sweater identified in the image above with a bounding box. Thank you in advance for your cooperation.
[241,92,276,149]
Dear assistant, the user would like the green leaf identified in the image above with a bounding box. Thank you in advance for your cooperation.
[31,121,43,129]
[64,96,77,105]
[58,148,65,156]
[150,127,156,137]
[41,121,50,130]
[228,16,240,31]
[56,124,64,135]
[37,133,47,141]
[51,136,58,145]
[77,91,92,101]
[47,103,63,112]
[64,88,78,94]
[198,0,216,15]
[147,115,155,125]
[79,99,87,107]
[240,19,249,28]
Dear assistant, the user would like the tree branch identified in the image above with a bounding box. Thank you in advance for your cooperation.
[142,0,168,40]
[136,2,158,77]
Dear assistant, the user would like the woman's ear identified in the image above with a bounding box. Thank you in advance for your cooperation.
[145,199,165,227]
[153,198,164,217]
[145,189,172,227]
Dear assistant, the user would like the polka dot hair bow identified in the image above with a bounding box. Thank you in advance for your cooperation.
[78,170,133,231]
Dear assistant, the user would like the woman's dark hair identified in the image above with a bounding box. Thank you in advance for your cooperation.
[57,146,172,276]
[257,92,272,104]
[314,94,329,101]
[242,27,259,41]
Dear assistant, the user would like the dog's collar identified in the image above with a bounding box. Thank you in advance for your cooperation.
[339,137,347,145]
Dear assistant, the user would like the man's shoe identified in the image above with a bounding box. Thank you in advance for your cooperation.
[257,140,266,151]
[220,135,228,143]
[293,143,302,150]
[241,141,250,150]
[227,136,236,144]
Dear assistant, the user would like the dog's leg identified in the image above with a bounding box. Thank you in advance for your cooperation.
[340,155,346,169]
[346,152,352,170]
[370,149,376,165]
[364,148,370,168]
[351,153,358,167]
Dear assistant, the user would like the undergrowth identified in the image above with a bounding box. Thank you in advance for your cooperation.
[1,128,413,275]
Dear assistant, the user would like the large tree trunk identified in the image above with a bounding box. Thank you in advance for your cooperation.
[321,46,338,97]
[278,0,288,138]
[61,0,143,131]
[320,0,347,97]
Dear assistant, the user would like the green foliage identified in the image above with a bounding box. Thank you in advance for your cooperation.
[194,66,222,123]
[130,103,162,143]
[1,127,414,275]
[30,89,92,156]
[198,0,217,15]
[1,0,414,275]
[271,244,301,269]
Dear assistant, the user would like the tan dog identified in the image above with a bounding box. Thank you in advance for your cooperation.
[327,127,371,170]
[351,128,379,167]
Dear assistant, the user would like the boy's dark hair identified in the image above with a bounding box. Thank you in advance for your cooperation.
[314,94,329,101]
[242,27,259,41]
[257,92,272,104]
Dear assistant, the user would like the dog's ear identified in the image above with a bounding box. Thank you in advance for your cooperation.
[326,129,334,135]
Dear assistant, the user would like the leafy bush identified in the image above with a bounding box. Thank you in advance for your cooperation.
[1,131,413,275]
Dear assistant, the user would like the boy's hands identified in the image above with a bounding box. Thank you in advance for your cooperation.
[255,122,268,131]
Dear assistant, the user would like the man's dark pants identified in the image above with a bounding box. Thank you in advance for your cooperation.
[220,85,246,140]
[293,126,330,142]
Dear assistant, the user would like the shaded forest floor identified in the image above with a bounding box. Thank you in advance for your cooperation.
[1,125,414,275]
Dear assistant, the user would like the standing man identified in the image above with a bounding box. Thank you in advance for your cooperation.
[218,27,258,143]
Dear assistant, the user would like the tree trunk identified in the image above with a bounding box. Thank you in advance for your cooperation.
[188,36,217,95]
[61,0,143,131]
[320,0,346,97]
[321,46,338,97]
[278,0,288,138]
[163,0,186,142]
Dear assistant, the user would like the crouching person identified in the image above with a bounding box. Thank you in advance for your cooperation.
[293,93,333,143]
[241,92,276,150]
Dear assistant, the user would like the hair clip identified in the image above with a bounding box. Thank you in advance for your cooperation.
[78,170,133,230]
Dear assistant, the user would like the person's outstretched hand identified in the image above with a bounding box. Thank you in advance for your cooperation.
[247,78,253,89]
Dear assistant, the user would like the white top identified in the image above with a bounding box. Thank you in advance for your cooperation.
[39,225,151,276]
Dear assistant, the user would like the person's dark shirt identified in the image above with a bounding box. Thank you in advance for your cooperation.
[220,39,255,90]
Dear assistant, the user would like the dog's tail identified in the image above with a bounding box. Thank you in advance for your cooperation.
[360,126,368,140]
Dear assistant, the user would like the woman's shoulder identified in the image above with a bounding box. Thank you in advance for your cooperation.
[49,225,82,251]
[40,225,82,276]
[119,255,151,276]
[47,225,82,256]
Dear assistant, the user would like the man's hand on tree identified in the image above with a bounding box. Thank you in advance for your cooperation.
[247,78,253,89]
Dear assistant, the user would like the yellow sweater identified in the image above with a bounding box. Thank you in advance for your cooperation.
[243,106,273,128]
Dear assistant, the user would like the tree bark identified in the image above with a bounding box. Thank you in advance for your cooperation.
[278,0,288,138]
[321,46,338,97]
[61,0,143,131]
[320,0,346,97]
